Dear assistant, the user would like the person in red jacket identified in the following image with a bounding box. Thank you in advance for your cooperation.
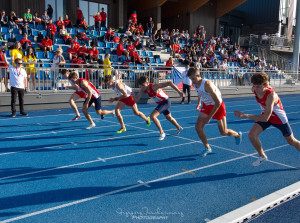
[80,17,91,30]
[78,42,88,63]
[46,19,56,44]
[88,44,102,66]
[64,14,73,28]
[105,27,115,42]
[127,41,134,54]
[131,47,142,64]
[76,6,83,26]
[56,16,65,34]
[70,36,80,50]
[136,23,144,36]
[116,39,128,57]
[20,33,32,50]
[93,12,101,33]
[100,8,107,28]
[40,36,53,56]
[68,42,78,61]
[130,11,137,25]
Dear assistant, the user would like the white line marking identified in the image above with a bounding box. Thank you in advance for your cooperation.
[97,157,106,162]
[137,180,151,188]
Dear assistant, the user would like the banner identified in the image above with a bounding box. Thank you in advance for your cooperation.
[172,67,186,90]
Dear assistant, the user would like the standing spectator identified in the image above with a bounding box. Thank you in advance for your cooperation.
[51,48,65,91]
[76,6,83,26]
[41,10,50,28]
[166,57,174,68]
[23,46,37,91]
[40,35,53,57]
[181,65,192,104]
[0,10,8,27]
[64,14,73,28]
[20,33,32,51]
[93,12,101,33]
[47,19,56,44]
[146,17,154,35]
[130,11,137,25]
[23,8,34,27]
[103,53,112,76]
[47,4,53,19]
[100,8,107,28]
[9,58,28,117]
[11,42,24,67]
[0,44,9,92]
[261,33,269,45]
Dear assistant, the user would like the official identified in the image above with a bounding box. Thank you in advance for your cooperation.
[180,65,192,104]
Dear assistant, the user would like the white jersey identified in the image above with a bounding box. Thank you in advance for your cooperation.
[113,81,132,98]
[194,79,222,105]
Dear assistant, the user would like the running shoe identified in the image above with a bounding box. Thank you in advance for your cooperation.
[86,123,96,130]
[72,115,81,121]
[175,127,183,135]
[10,113,16,118]
[200,148,212,157]
[146,117,151,127]
[116,128,126,133]
[252,156,268,166]
[101,114,104,120]
[158,133,166,141]
[235,131,242,145]
[20,112,28,116]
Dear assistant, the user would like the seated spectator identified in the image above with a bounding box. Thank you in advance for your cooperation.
[23,46,37,91]
[195,56,202,70]
[46,19,56,44]
[170,41,180,58]
[20,33,32,51]
[88,44,102,66]
[71,57,85,68]
[70,36,80,50]
[40,35,53,56]
[41,10,50,28]
[146,34,156,51]
[56,16,65,34]
[63,14,73,28]
[116,39,128,57]
[33,12,41,26]
[125,27,133,38]
[136,23,144,36]
[23,8,34,27]
[21,22,32,36]
[106,27,115,41]
[0,10,8,27]
[166,57,174,68]
[59,25,67,38]
[127,41,134,53]
[79,17,91,30]
[68,42,78,61]
[8,11,18,29]
[134,37,143,50]
[130,47,142,64]
[77,42,88,63]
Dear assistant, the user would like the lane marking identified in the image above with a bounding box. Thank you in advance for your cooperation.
[137,180,151,188]
[182,169,195,175]
[97,157,106,162]
[107,137,115,140]
[138,150,147,154]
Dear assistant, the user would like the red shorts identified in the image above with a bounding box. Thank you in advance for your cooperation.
[75,91,87,99]
[119,95,136,107]
[201,101,226,120]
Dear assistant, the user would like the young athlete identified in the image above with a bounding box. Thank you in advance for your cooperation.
[68,71,115,129]
[187,67,242,157]
[134,75,184,140]
[234,72,300,166]
[104,75,150,133]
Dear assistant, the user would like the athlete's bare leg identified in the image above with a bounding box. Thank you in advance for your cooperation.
[248,123,266,157]
[284,133,300,152]
[95,109,114,116]
[195,112,210,149]
[82,107,94,124]
[115,101,126,129]
[131,104,148,122]
[165,113,181,130]
[150,110,163,134]
[69,93,81,117]
[217,116,240,137]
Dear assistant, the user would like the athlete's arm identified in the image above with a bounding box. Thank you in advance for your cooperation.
[134,87,145,103]
[234,93,276,122]
[114,83,128,101]
[196,96,201,111]
[152,81,184,98]
[205,80,222,122]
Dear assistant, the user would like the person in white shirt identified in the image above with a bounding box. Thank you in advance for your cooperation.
[9,58,28,117]
[180,65,192,104]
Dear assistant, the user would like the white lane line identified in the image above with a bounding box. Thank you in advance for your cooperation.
[0,145,291,223]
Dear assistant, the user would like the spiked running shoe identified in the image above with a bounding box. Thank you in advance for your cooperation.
[235,131,242,145]
[200,148,212,157]
[116,128,126,133]
[146,117,151,127]
[72,115,81,121]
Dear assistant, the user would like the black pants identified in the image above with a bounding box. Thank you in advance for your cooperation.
[11,87,25,114]
[181,84,191,103]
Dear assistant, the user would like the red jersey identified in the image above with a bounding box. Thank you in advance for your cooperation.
[70,40,80,50]
[100,12,107,21]
[56,21,65,28]
[20,39,31,46]
[130,13,137,24]
[47,23,56,35]
[137,26,143,33]
[78,78,100,99]
[78,47,88,56]
[0,51,8,68]
[89,48,99,57]
[131,51,141,62]
[144,83,169,104]
[77,9,83,20]
[127,45,134,52]
[166,61,174,67]
[68,47,78,57]
[93,15,101,22]
[106,31,115,38]
[41,39,53,46]
[254,88,288,124]
[80,20,87,28]
[64,19,71,26]
[116,43,125,56]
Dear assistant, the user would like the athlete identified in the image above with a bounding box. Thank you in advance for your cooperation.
[135,75,184,140]
[187,67,242,157]
[68,71,115,129]
[104,75,150,133]
[234,72,300,166]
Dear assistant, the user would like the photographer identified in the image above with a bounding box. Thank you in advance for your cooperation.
[0,43,9,92]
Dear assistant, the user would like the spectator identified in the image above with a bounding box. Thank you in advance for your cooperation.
[76,6,83,26]
[130,11,137,25]
[126,41,134,54]
[68,42,78,61]
[80,17,91,30]
[78,42,89,63]
[93,12,101,33]
[0,10,8,27]
[56,16,65,34]
[70,36,80,50]
[20,33,32,51]
[41,10,50,28]
[103,53,113,76]
[64,14,73,28]
[116,39,128,57]
[51,48,65,91]
[136,23,144,36]
[21,22,32,36]
[23,46,37,91]
[106,27,115,41]
[47,4,53,19]
[88,44,102,66]
[146,34,156,51]
[59,25,67,39]
[170,41,180,58]
[166,57,174,68]
[0,44,9,92]
[33,12,42,26]
[100,8,107,28]
[261,33,269,45]
[11,42,23,67]
[195,56,202,70]
[9,58,28,117]
[40,35,53,57]
[46,19,56,44]
[134,37,143,50]
[146,17,154,35]
[131,47,142,64]
[180,65,192,104]
[23,8,34,27]
[8,11,18,29]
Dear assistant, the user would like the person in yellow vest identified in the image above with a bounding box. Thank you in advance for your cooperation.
[23,46,37,91]
[11,41,24,67]
[103,53,112,76]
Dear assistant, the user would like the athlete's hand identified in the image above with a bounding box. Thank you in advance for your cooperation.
[196,105,201,111]
[234,110,244,118]
[62,83,66,88]
[179,92,185,98]
[109,97,115,103]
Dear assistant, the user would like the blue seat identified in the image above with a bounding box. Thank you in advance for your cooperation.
[42,63,51,67]
[12,28,20,34]
[150,58,155,63]
[15,35,23,41]
[47,52,54,59]
[93,31,99,36]
[36,51,46,59]
[111,55,119,62]
[119,56,126,62]
[62,46,69,52]
[42,30,47,36]
[141,51,147,57]
[37,25,44,30]
[69,28,76,34]
[156,58,162,64]
[101,27,106,31]
[52,45,59,51]
[148,52,153,57]
[31,29,39,36]
[105,48,111,54]
[77,29,84,33]
[1,27,9,34]
[56,39,64,44]
[99,42,105,47]
[100,31,105,37]
[106,42,113,48]
[28,23,35,29]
